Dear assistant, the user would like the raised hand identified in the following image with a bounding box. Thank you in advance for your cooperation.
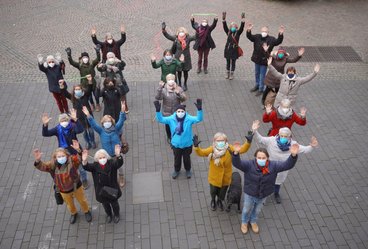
[314,63,320,73]
[222,12,226,20]
[70,108,77,121]
[91,26,96,35]
[279,25,285,34]
[194,98,202,110]
[41,113,52,125]
[121,101,126,112]
[33,149,43,162]
[159,81,165,88]
[179,54,185,62]
[267,56,273,66]
[300,107,307,117]
[82,149,89,162]
[82,106,90,117]
[265,103,273,114]
[246,22,253,30]
[115,144,121,156]
[150,54,156,61]
[310,136,318,147]
[120,24,125,33]
[252,120,260,132]
[71,139,80,151]
[161,22,166,30]
[55,52,61,61]
[190,14,194,22]
[241,12,245,19]
[154,100,161,112]
[298,47,305,56]
[58,79,65,89]
[289,143,299,156]
[192,134,201,147]
[233,141,242,154]
[37,54,43,63]
[65,47,71,57]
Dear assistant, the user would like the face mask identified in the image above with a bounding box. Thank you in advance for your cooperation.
[279,137,289,144]
[107,39,113,44]
[176,112,185,119]
[287,73,295,79]
[230,27,237,33]
[179,32,185,37]
[165,55,172,61]
[82,58,89,63]
[277,53,284,59]
[282,107,290,113]
[48,63,55,68]
[57,156,67,165]
[74,89,83,97]
[60,121,69,128]
[201,22,208,27]
[261,32,268,38]
[103,121,112,129]
[108,58,115,64]
[216,141,226,149]
[99,158,107,165]
[257,159,267,167]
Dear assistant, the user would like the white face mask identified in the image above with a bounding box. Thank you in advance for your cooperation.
[82,57,89,63]
[261,32,268,38]
[178,32,185,37]
[202,22,208,27]
[107,58,115,64]
[107,39,113,44]
[282,108,290,114]
[60,121,69,128]
[164,55,172,61]
[103,121,112,129]
[48,63,55,68]
[98,158,107,165]
[176,112,185,119]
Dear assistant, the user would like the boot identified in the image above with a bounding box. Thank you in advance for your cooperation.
[210,199,217,211]
[119,175,125,188]
[225,71,230,79]
[183,82,188,91]
[229,71,234,80]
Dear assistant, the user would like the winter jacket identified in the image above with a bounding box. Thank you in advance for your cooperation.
[100,87,121,122]
[97,61,126,82]
[156,110,203,148]
[42,121,84,155]
[264,54,301,88]
[254,131,313,185]
[82,156,123,203]
[34,155,82,193]
[88,112,126,156]
[92,33,126,62]
[246,31,283,65]
[155,86,187,116]
[162,30,196,71]
[191,19,217,50]
[67,51,100,90]
[232,153,298,199]
[151,59,182,82]
[194,140,251,188]
[38,63,65,93]
[268,65,318,107]
[263,110,306,136]
[223,21,245,60]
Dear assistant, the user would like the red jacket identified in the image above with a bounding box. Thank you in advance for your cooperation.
[263,110,306,136]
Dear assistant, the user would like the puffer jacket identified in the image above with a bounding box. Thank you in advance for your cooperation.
[155,86,186,116]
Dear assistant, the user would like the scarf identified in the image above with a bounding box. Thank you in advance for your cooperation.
[99,163,106,170]
[174,114,186,135]
[198,26,209,47]
[276,135,291,151]
[56,123,72,148]
[276,106,292,120]
[208,143,229,166]
[104,125,116,134]
[256,160,270,175]
[178,35,187,50]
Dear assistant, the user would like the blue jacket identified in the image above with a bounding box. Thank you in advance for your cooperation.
[156,110,203,148]
[88,112,126,156]
[232,154,298,199]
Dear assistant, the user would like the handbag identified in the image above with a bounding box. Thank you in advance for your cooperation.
[120,134,129,154]
[99,186,119,200]
[53,184,64,205]
[231,35,243,57]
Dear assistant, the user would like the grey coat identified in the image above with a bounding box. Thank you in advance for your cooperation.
[268,65,318,107]
[155,86,187,116]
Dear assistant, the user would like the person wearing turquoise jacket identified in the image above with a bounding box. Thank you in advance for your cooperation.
[82,101,127,188]
[154,99,203,179]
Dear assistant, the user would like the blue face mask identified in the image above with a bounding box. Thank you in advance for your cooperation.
[230,27,237,33]
[256,159,267,167]
[279,137,289,144]
[74,90,83,97]
[278,53,284,59]
[216,141,226,149]
[287,73,295,79]
[57,156,67,165]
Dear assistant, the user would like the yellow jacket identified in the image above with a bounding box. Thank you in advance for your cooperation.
[194,141,251,187]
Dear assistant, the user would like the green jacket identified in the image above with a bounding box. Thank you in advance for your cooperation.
[68,51,100,89]
[151,59,182,82]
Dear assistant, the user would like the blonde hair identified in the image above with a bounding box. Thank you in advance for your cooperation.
[176,27,188,35]
[100,115,116,125]
[166,74,176,82]
[52,148,69,161]
[213,132,228,142]
[94,149,111,162]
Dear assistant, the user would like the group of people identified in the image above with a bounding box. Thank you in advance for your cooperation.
[34,12,321,235]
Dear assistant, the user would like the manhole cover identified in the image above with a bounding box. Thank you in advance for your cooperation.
[132,172,164,204]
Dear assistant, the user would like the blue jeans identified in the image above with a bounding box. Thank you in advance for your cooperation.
[79,165,87,182]
[254,63,267,92]
[241,193,266,224]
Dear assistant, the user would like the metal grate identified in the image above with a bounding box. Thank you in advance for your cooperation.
[282,46,362,62]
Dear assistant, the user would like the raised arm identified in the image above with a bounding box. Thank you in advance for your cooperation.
[162,27,176,42]
[268,60,284,80]
[115,109,127,131]
[299,67,318,85]
[286,47,303,63]
[209,17,218,31]
[66,50,80,69]
[231,153,250,173]
[237,21,245,36]
[222,20,229,34]
[246,22,255,42]
[91,26,104,46]
[272,25,284,46]
[116,25,126,47]
[91,45,101,67]
[155,82,165,100]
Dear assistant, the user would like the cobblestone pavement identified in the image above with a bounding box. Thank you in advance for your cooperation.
[0,0,368,248]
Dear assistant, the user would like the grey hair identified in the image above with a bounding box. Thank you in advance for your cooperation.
[94,149,111,162]
[280,98,291,107]
[213,132,227,142]
[279,127,292,137]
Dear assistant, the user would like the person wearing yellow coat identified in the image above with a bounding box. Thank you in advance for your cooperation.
[193,132,253,211]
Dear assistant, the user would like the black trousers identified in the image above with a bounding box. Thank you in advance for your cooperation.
[165,124,171,140]
[172,146,192,172]
[210,184,229,201]
[177,71,189,85]
[101,200,120,216]
[226,59,236,71]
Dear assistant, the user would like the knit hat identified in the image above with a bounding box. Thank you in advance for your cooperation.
[46,55,55,63]
[58,113,70,122]
[277,47,286,54]
[279,127,291,137]
[175,104,186,111]
[81,52,89,58]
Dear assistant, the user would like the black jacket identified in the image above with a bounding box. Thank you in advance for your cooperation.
[83,156,123,203]
[38,63,65,93]
[246,31,283,65]
[191,19,217,50]
[100,87,122,122]
[223,21,245,59]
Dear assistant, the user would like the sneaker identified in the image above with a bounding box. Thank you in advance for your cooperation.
[204,69,208,74]
[186,170,192,179]
[171,170,180,179]
[217,199,224,211]
[197,68,201,74]
[183,84,188,91]
[241,223,248,234]
[106,215,112,223]
[274,193,281,204]
[119,175,125,188]
[85,211,92,223]
[250,86,258,92]
[70,213,78,224]
[113,214,120,223]
[82,180,89,190]
[229,72,234,80]
[255,91,263,97]
[251,223,259,234]
[210,199,217,211]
